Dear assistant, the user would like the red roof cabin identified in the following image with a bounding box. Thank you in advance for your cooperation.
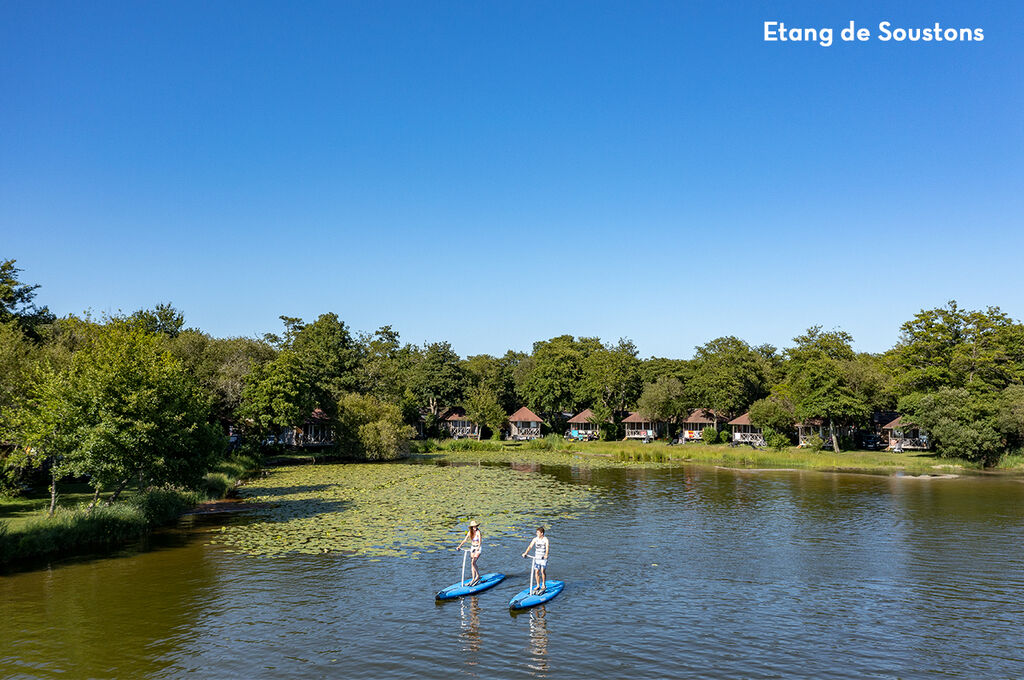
[508,407,543,441]
[445,407,481,440]
[623,411,665,441]
[881,416,929,451]
[680,409,719,441]
[728,412,765,447]
[567,408,603,441]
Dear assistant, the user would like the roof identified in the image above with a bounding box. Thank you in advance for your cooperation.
[728,412,752,426]
[623,411,655,423]
[682,409,717,424]
[509,406,543,422]
[568,408,596,424]
[445,407,469,421]
[795,418,825,427]
[882,416,905,430]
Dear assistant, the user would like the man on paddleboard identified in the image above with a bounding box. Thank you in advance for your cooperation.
[456,520,483,586]
[522,527,549,594]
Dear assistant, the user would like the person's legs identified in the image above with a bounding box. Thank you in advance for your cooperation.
[470,553,480,583]
[538,565,546,591]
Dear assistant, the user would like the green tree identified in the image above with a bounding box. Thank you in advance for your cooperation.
[515,335,601,416]
[25,322,223,504]
[899,388,1001,465]
[749,391,796,435]
[128,303,186,338]
[686,336,768,425]
[289,313,362,404]
[334,392,414,460]
[409,341,467,416]
[464,385,508,439]
[464,350,523,413]
[238,350,315,442]
[636,376,688,432]
[581,339,642,416]
[0,258,55,337]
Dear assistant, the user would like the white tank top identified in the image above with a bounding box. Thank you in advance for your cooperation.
[534,536,548,558]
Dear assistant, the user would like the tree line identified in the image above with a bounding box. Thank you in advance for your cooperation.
[4,257,1024,504]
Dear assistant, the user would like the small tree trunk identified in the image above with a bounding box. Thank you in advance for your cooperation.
[88,486,102,513]
[830,420,841,454]
[106,477,131,506]
[48,470,58,517]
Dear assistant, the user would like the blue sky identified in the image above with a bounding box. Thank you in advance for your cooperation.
[2,1,1021,358]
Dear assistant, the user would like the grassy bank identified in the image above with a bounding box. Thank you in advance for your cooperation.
[411,435,991,474]
[0,453,261,568]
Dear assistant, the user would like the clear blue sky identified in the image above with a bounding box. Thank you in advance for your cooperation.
[2,1,1021,358]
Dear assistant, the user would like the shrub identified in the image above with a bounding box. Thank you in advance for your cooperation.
[806,433,825,452]
[201,472,232,499]
[701,426,718,444]
[762,427,790,452]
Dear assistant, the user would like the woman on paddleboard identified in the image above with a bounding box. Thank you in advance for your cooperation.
[457,520,483,586]
[522,527,549,594]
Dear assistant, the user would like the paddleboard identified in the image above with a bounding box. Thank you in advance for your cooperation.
[435,572,506,600]
[508,580,565,610]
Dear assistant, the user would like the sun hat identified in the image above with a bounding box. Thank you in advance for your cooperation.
[468,520,480,528]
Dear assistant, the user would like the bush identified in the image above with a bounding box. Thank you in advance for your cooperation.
[762,427,790,452]
[806,433,825,452]
[201,472,232,499]
[130,486,201,524]
[336,392,415,460]
[701,426,718,444]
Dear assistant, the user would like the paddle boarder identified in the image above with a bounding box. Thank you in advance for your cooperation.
[456,520,483,586]
[522,527,549,594]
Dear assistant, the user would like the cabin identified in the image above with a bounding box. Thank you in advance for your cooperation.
[623,412,664,440]
[728,412,765,446]
[882,416,929,451]
[276,408,334,448]
[445,407,481,440]
[508,407,543,441]
[680,409,718,441]
[567,409,602,440]
[796,418,826,447]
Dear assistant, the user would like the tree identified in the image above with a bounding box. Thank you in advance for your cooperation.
[636,376,688,432]
[0,258,55,337]
[128,303,186,338]
[238,350,315,442]
[409,341,467,416]
[289,313,361,405]
[899,388,1001,465]
[581,339,642,417]
[464,351,523,414]
[686,336,768,425]
[515,335,600,416]
[26,322,223,504]
[748,391,796,435]
[334,392,414,460]
[464,385,508,439]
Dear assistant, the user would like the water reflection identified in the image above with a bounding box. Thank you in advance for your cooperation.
[459,596,482,655]
[527,606,550,675]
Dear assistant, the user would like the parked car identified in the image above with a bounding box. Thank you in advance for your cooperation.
[857,433,884,450]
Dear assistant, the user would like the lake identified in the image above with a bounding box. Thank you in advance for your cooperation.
[3,459,1024,679]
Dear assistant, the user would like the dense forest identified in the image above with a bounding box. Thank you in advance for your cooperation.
[4,256,1024,502]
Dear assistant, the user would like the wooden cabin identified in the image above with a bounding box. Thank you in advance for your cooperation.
[680,409,718,441]
[567,409,602,440]
[276,408,334,448]
[796,418,826,447]
[882,416,929,451]
[623,412,664,440]
[445,407,481,440]
[508,407,543,441]
[728,412,765,446]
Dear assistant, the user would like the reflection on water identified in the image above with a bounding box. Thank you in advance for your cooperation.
[3,464,1024,679]
[527,607,549,675]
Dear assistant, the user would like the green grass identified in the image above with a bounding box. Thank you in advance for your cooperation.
[0,452,263,568]
[413,437,986,474]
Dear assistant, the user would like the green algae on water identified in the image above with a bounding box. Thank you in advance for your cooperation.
[214,463,598,558]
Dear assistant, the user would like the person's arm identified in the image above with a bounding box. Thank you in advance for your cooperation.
[522,537,535,557]
[457,531,469,550]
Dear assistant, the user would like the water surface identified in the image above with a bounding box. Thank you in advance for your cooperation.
[3,463,1024,679]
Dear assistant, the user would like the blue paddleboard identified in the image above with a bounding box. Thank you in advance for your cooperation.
[508,580,565,610]
[436,572,506,600]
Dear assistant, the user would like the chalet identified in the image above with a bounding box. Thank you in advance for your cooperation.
[276,408,334,448]
[882,416,929,451]
[445,407,481,440]
[728,412,765,446]
[796,418,826,447]
[680,409,718,441]
[623,412,664,440]
[567,409,602,440]
[508,407,543,441]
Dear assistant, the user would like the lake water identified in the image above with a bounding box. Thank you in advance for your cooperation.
[3,462,1024,679]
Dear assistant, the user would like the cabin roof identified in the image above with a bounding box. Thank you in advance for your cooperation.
[882,416,904,430]
[568,408,595,424]
[509,406,542,422]
[445,407,469,421]
[682,409,718,424]
[728,412,752,426]
[623,411,655,423]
